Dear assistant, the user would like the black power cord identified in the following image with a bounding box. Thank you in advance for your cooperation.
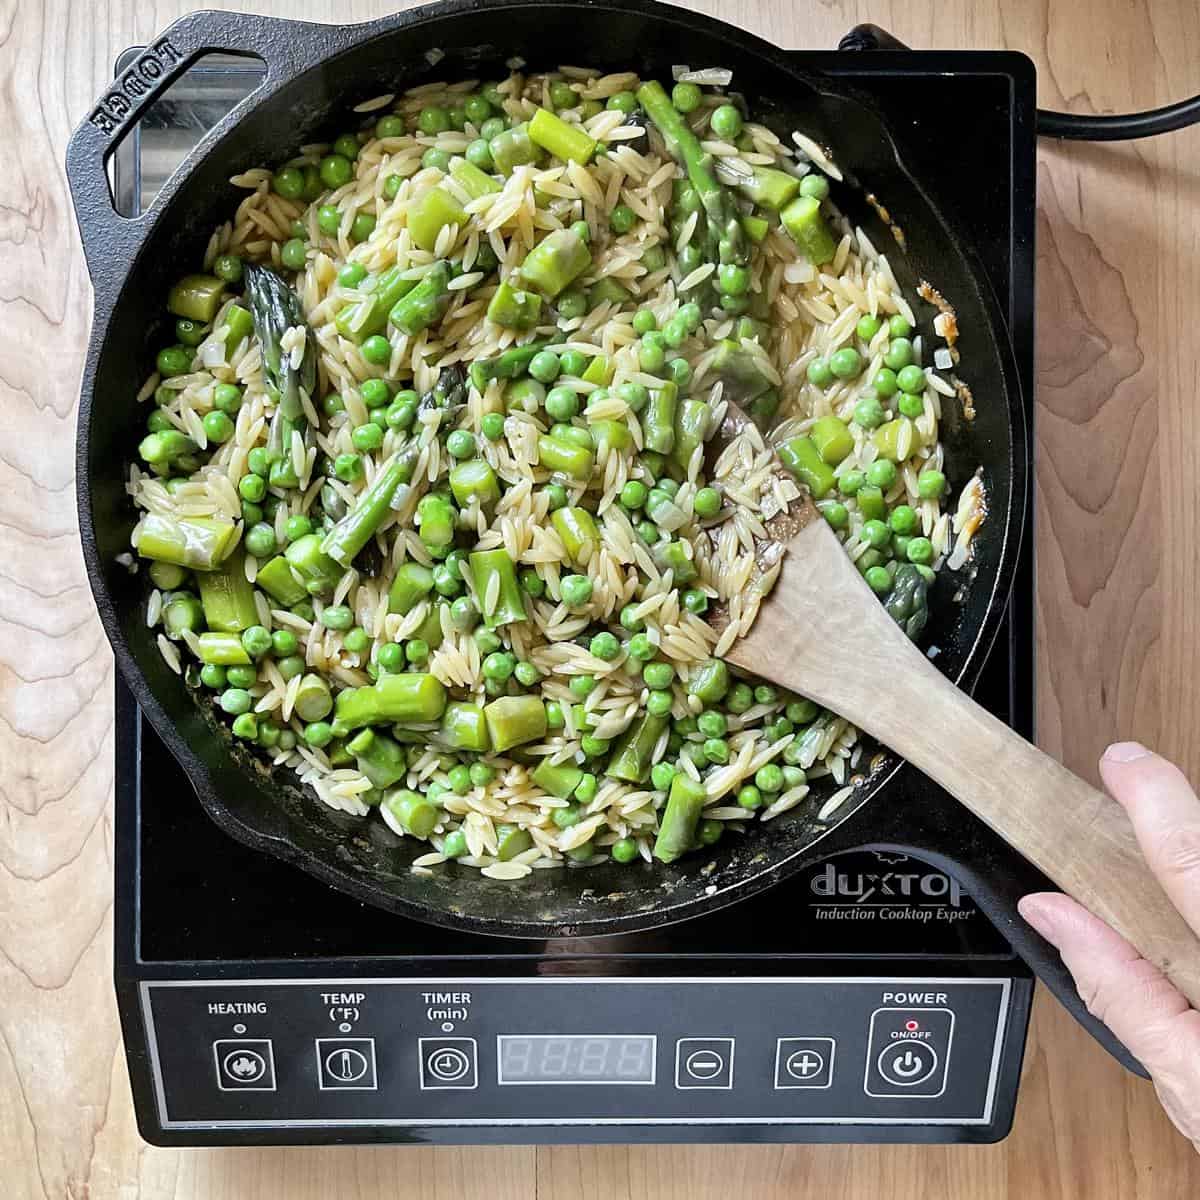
[838,24,1200,141]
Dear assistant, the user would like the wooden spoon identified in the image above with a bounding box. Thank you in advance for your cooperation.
[709,411,1200,1010]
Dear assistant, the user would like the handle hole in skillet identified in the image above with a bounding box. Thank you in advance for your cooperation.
[110,51,266,218]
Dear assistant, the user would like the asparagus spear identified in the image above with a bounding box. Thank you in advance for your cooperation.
[607,713,669,784]
[245,263,316,489]
[636,80,748,268]
[335,265,420,343]
[468,335,562,394]
[321,450,411,567]
[653,771,708,863]
[469,549,527,628]
[134,514,238,570]
[389,260,454,336]
[196,549,258,632]
[335,672,448,730]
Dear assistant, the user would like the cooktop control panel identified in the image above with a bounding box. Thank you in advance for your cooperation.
[141,978,1011,1131]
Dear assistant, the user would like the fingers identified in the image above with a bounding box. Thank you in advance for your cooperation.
[1099,742,1200,938]
[1019,891,1200,1145]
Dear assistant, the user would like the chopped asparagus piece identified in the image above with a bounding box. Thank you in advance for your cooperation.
[736,167,800,211]
[528,106,597,163]
[440,702,491,752]
[519,227,591,298]
[484,696,547,752]
[550,506,599,565]
[450,158,502,198]
[388,562,435,615]
[321,450,410,567]
[469,549,527,628]
[196,550,258,632]
[348,727,408,789]
[537,433,594,479]
[781,194,838,264]
[335,673,448,729]
[195,632,252,665]
[255,555,308,606]
[168,274,225,322]
[487,279,543,330]
[382,788,439,838]
[777,435,836,499]
[335,265,420,343]
[135,514,238,570]
[607,712,669,783]
[532,759,584,799]
[653,771,708,863]
[409,187,468,253]
[390,260,453,336]
[294,674,333,722]
[449,459,501,507]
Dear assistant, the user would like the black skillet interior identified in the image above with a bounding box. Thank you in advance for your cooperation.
[71,0,1025,937]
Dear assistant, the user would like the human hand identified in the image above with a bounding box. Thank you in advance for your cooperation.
[1019,742,1200,1150]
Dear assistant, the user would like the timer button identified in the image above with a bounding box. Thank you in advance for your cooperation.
[419,1037,478,1090]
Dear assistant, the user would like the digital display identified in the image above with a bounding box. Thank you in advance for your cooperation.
[497,1035,657,1085]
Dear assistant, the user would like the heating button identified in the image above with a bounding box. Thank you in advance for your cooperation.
[863,1008,953,1098]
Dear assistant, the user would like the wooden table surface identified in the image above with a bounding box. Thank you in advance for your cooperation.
[4,0,1199,1194]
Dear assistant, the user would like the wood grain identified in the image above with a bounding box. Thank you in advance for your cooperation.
[2,0,1198,1194]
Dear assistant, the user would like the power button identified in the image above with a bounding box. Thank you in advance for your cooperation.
[864,1008,954,1098]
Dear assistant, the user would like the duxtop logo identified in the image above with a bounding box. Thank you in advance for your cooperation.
[807,855,971,923]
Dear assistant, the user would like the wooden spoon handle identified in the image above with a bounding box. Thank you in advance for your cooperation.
[729,523,1200,1009]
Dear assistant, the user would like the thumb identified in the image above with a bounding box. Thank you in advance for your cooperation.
[1019,891,1200,1147]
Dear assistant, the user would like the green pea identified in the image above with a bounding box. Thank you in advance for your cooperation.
[384,399,416,433]
[277,654,306,681]
[636,520,658,544]
[589,631,620,661]
[646,688,673,717]
[230,713,257,739]
[682,589,708,615]
[323,393,346,417]
[509,660,537,688]
[377,642,404,672]
[752,684,776,705]
[459,94,490,126]
[609,837,638,864]
[807,358,834,388]
[280,238,307,271]
[799,173,830,201]
[884,337,914,370]
[853,393,885,429]
[872,368,899,398]
[418,106,451,135]
[445,596,476,632]
[906,536,934,565]
[755,763,784,793]
[529,350,561,384]
[642,662,674,690]
[469,761,495,787]
[334,453,363,482]
[361,334,391,365]
[639,333,666,373]
[420,146,451,174]
[544,700,565,731]
[351,211,377,243]
[316,204,341,236]
[303,721,334,748]
[350,422,382,453]
[475,411,504,443]
[198,663,227,691]
[665,357,692,389]
[605,89,638,114]
[737,785,763,810]
[542,386,577,422]
[371,113,403,139]
[677,243,702,276]
[898,392,925,419]
[225,664,258,689]
[210,383,241,416]
[917,469,947,499]
[481,651,514,681]
[318,152,353,190]
[830,347,862,379]
[175,317,209,347]
[838,470,865,497]
[219,687,252,716]
[156,346,192,377]
[609,203,636,234]
[272,167,305,199]
[569,673,596,699]
[543,482,568,512]
[726,682,754,714]
[561,574,592,606]
[238,473,266,503]
[265,629,297,659]
[574,772,598,804]
[580,735,609,759]
[213,253,243,284]
[241,501,263,527]
[888,314,914,339]
[243,521,276,559]
[896,364,926,395]
[245,447,271,478]
[864,565,892,594]
[439,763,469,796]
[855,313,882,342]
[146,410,172,434]
[671,81,702,113]
[446,429,476,460]
[479,116,507,141]
[320,605,354,632]
[691,486,723,520]
[383,174,404,200]
[861,519,890,549]
[710,104,743,139]
[703,737,729,765]
[200,410,232,445]
[697,710,727,738]
[866,459,897,489]
[819,500,849,530]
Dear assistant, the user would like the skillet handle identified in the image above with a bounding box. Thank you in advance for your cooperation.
[65,9,333,291]
[848,789,1148,1077]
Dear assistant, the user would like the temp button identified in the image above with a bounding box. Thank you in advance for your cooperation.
[864,1008,954,1098]
[675,1038,735,1089]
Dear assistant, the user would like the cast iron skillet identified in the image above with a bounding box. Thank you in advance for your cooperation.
[66,0,1138,1070]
